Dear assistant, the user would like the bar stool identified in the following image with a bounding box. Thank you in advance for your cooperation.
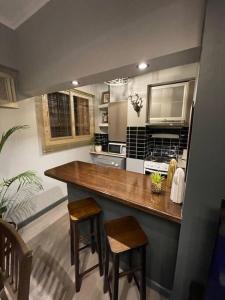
[68,198,103,292]
[103,216,148,300]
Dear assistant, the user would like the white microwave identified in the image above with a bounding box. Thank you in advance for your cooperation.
[108,143,126,155]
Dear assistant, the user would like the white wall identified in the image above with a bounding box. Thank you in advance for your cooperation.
[78,83,108,133]
[110,63,199,126]
[0,97,91,222]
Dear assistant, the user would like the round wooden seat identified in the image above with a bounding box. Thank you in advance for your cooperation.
[68,197,102,221]
[104,216,148,253]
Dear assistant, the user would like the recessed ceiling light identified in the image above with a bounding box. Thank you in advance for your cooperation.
[137,62,149,70]
[72,80,79,86]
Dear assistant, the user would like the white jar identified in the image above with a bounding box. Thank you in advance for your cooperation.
[95,145,102,153]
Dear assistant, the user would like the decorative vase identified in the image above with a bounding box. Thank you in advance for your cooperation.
[95,145,102,153]
[167,159,177,187]
[152,182,162,194]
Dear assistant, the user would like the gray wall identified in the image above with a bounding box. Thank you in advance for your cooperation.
[172,0,225,299]
[16,0,205,96]
[0,23,17,70]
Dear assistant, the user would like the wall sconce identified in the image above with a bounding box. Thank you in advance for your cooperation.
[128,93,143,117]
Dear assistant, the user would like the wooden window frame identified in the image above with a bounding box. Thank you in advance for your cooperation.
[36,89,95,153]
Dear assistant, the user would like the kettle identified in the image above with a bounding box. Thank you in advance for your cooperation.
[170,168,185,204]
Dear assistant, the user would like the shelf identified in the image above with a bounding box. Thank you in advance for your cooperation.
[99,123,108,127]
[98,103,109,109]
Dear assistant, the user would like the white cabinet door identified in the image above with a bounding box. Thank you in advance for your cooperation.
[149,82,188,123]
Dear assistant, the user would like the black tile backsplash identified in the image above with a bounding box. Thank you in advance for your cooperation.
[94,133,108,151]
[126,127,147,159]
[126,126,189,160]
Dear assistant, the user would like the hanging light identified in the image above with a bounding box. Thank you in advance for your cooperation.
[104,77,129,86]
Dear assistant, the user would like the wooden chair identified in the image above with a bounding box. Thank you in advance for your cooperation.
[68,197,103,292]
[103,216,148,300]
[0,219,32,300]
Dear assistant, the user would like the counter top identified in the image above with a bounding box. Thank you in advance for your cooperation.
[90,151,126,158]
[45,161,182,223]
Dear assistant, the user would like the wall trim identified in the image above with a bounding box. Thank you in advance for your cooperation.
[18,196,67,229]
[120,259,171,298]
[148,278,171,298]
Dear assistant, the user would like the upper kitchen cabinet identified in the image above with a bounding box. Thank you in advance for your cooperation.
[108,101,127,142]
[147,80,195,126]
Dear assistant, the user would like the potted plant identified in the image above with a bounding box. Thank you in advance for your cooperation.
[95,141,102,153]
[151,172,165,194]
[0,125,43,221]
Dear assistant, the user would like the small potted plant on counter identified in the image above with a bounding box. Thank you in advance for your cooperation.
[151,172,165,194]
[95,141,102,153]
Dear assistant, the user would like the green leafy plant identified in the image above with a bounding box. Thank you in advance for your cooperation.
[0,126,43,219]
[0,125,28,153]
[151,172,165,184]
[151,172,165,194]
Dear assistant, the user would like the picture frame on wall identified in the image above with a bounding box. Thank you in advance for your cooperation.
[101,91,110,104]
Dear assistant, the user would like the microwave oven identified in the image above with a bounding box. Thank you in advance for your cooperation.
[108,143,126,155]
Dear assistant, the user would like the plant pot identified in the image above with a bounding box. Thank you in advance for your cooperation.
[95,145,102,153]
[151,182,162,194]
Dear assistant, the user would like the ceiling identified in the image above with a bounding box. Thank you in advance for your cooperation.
[0,0,50,29]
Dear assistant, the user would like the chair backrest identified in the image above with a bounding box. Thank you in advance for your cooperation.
[0,219,32,300]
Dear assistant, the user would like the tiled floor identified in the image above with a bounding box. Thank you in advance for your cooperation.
[19,201,168,300]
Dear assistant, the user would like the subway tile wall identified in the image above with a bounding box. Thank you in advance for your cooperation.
[126,126,189,160]
[94,133,108,151]
[126,127,147,159]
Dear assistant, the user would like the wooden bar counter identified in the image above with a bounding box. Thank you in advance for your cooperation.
[45,161,182,296]
[45,161,181,223]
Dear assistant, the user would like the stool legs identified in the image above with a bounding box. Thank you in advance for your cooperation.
[70,220,74,265]
[103,243,109,293]
[140,247,146,300]
[74,223,81,292]
[128,251,133,283]
[70,215,103,293]
[103,246,147,300]
[96,215,103,276]
[90,217,96,254]
[112,254,119,300]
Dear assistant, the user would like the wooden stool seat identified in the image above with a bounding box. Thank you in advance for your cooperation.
[68,198,103,293]
[105,216,148,253]
[104,216,148,300]
[68,197,101,221]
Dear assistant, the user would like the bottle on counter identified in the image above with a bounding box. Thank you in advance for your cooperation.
[167,159,177,187]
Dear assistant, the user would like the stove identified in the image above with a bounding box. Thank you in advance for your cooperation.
[144,160,169,175]
[144,147,178,175]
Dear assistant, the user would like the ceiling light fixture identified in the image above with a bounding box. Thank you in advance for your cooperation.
[104,77,129,86]
[138,62,149,70]
[72,80,79,86]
